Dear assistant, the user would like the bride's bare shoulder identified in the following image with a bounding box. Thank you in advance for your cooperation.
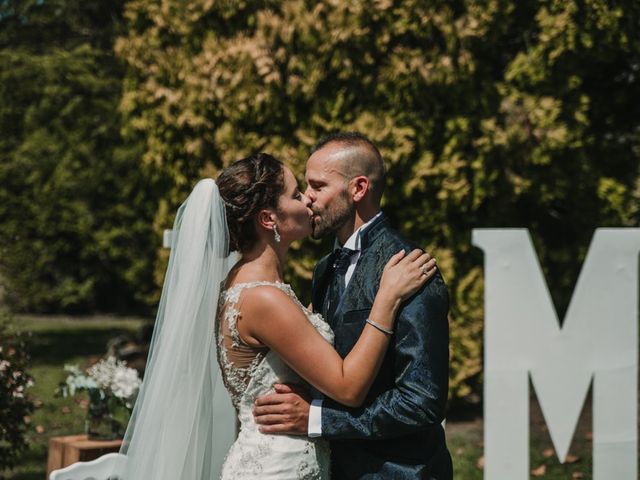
[224,263,279,289]
[238,285,322,351]
[241,284,297,311]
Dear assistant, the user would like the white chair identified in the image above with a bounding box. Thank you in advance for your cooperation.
[49,453,126,480]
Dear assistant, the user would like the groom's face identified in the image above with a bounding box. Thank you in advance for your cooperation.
[304,144,355,240]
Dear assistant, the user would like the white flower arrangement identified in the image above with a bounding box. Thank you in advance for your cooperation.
[59,356,141,409]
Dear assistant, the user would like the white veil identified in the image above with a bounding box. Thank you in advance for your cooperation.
[110,179,237,479]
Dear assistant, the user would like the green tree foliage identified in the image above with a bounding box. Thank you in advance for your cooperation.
[116,0,640,401]
[0,0,158,313]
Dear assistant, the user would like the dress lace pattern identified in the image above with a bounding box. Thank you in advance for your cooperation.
[216,281,334,479]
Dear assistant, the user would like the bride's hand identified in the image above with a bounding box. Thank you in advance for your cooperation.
[380,249,436,303]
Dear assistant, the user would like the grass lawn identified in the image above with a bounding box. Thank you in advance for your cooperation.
[0,314,611,479]
[446,393,595,479]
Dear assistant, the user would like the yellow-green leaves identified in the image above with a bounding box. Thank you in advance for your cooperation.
[113,0,640,402]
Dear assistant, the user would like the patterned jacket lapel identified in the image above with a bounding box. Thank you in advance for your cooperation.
[311,253,334,318]
[338,213,389,314]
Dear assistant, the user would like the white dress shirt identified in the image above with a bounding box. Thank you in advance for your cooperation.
[308,212,382,437]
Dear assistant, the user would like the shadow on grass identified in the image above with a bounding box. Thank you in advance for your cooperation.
[26,322,152,366]
[2,448,46,480]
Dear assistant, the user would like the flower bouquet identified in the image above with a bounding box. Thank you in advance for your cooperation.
[58,356,141,440]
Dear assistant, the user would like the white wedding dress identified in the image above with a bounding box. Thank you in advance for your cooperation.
[216,281,333,479]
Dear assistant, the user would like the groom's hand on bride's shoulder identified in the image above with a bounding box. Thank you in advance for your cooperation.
[252,383,310,436]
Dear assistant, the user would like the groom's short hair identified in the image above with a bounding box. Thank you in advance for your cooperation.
[311,131,386,203]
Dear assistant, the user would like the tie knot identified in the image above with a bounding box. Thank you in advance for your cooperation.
[332,247,357,273]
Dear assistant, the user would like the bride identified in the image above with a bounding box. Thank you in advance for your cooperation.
[110,153,435,479]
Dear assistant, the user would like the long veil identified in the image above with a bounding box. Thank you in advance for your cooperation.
[110,179,237,478]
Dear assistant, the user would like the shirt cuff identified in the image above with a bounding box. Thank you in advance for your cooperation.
[308,399,323,437]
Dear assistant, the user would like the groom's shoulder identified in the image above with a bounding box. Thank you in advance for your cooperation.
[371,223,419,259]
[372,224,449,300]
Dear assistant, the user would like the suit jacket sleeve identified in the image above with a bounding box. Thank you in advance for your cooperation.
[320,272,450,439]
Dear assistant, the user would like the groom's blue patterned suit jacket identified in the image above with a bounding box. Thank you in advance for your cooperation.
[311,213,453,480]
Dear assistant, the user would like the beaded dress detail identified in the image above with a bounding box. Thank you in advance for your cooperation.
[216,281,333,479]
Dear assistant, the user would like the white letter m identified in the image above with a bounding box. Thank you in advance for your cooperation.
[472,229,639,480]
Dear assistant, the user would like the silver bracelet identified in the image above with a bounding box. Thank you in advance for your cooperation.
[365,318,394,335]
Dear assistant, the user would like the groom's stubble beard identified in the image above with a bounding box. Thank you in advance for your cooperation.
[311,188,355,240]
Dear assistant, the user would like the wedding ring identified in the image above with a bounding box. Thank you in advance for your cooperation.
[420,265,429,276]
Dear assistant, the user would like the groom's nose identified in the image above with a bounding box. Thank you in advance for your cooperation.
[304,186,316,203]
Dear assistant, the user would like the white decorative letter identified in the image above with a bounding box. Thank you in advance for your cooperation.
[472,228,639,480]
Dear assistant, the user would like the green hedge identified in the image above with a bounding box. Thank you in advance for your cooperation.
[0,0,158,313]
[115,0,640,400]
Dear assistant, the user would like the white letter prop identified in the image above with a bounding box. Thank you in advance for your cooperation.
[472,229,639,480]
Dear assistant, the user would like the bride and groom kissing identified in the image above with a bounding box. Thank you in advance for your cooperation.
[114,132,452,479]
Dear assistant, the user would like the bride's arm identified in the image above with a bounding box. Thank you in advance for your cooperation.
[239,249,434,408]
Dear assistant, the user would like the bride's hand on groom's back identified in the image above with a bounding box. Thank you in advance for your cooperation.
[253,383,310,435]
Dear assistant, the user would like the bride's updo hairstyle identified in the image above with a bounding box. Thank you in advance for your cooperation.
[217,153,285,252]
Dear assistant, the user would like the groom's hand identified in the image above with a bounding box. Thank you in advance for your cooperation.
[253,383,310,435]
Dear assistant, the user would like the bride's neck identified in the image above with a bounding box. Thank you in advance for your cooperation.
[234,241,287,283]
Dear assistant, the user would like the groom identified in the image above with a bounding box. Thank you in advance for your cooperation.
[254,132,452,479]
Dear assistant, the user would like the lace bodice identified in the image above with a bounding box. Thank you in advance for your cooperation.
[216,281,334,479]
[216,281,268,411]
[215,281,334,410]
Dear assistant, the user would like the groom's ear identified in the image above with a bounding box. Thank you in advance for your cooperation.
[351,176,370,203]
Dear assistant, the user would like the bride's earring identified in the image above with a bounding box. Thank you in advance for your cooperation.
[273,224,281,243]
